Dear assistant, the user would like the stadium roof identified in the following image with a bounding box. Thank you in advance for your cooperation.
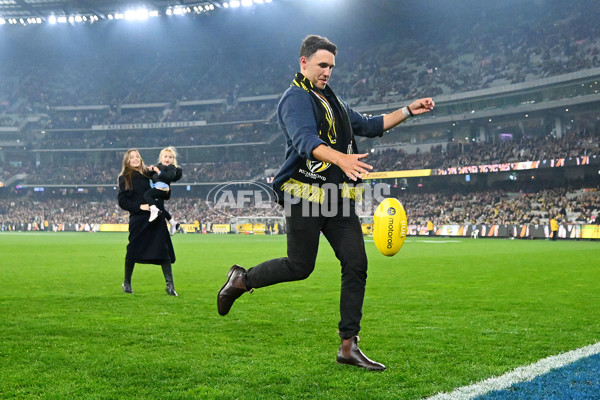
[0,0,270,23]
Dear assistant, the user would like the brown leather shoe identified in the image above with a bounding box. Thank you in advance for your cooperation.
[217,265,251,316]
[336,336,386,371]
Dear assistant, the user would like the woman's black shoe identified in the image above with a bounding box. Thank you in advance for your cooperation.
[166,283,178,296]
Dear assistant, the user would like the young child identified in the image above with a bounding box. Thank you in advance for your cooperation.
[144,146,182,234]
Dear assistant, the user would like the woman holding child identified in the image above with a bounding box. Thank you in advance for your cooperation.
[117,148,178,296]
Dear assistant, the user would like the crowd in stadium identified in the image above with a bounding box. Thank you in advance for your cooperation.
[369,129,600,171]
[29,124,278,150]
[1,185,598,232]
[1,0,599,129]
[399,187,598,227]
[2,127,597,186]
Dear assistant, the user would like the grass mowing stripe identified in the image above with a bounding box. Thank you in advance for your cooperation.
[426,342,600,400]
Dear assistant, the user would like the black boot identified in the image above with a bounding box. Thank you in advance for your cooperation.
[162,263,178,296]
[336,336,386,371]
[123,260,135,293]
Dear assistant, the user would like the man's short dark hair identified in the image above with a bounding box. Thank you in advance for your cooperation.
[299,35,337,59]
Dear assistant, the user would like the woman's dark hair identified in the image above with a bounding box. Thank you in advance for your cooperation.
[118,149,147,191]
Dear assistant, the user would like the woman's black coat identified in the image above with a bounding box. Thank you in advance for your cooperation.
[118,170,175,264]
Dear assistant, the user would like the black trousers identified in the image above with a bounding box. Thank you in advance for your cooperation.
[143,188,172,220]
[243,201,368,339]
[143,188,168,207]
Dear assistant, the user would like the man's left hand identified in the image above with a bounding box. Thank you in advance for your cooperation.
[408,98,435,115]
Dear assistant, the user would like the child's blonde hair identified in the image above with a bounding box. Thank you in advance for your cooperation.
[159,146,179,167]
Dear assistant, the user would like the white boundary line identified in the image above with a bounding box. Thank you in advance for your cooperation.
[426,342,600,400]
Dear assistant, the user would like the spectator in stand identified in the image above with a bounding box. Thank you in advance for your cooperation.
[427,219,434,236]
[550,216,559,240]
[117,149,178,296]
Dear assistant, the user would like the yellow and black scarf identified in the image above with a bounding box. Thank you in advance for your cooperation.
[280,73,362,204]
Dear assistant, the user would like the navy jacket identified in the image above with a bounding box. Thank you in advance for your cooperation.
[273,82,385,200]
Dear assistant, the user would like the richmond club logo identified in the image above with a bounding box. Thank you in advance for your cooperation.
[306,160,330,173]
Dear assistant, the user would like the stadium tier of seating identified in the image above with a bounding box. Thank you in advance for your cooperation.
[1,186,598,230]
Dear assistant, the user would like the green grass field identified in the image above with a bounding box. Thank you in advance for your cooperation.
[1,233,599,399]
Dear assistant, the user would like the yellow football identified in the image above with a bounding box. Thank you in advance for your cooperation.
[373,197,408,256]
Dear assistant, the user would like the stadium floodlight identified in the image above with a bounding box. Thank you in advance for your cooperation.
[0,0,278,27]
[125,9,140,20]
[125,8,150,20]
[171,6,188,15]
